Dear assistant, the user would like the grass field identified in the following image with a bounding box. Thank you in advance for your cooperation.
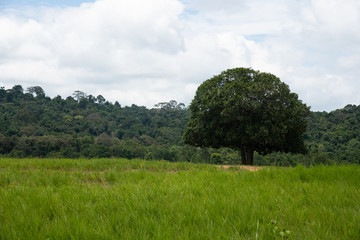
[0,158,359,239]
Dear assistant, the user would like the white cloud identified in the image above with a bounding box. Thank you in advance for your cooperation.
[0,0,187,106]
[0,0,360,111]
[182,0,248,13]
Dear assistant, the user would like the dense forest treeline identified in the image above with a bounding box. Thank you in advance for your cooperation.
[1,85,359,165]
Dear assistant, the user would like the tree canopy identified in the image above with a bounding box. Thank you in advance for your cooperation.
[183,68,310,165]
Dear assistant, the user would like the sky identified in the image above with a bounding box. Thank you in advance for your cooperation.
[0,0,359,111]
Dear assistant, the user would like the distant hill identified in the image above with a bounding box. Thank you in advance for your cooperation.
[305,104,360,164]
[1,85,359,165]
[0,85,189,160]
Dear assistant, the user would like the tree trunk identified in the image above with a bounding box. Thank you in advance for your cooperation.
[246,146,254,166]
[240,145,247,165]
[240,145,254,165]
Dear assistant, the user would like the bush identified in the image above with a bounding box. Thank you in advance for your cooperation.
[210,153,222,164]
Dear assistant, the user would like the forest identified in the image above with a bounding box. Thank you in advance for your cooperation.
[1,85,360,166]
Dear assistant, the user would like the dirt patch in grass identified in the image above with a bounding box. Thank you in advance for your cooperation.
[217,165,262,172]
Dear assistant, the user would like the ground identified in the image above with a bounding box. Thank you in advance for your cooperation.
[217,165,262,171]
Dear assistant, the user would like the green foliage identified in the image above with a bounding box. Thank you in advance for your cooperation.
[210,153,222,164]
[305,104,360,164]
[1,84,360,165]
[183,68,310,165]
[0,85,190,161]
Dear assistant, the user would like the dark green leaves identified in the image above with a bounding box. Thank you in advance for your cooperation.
[184,67,310,159]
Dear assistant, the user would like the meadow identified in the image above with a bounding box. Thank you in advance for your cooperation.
[0,158,359,239]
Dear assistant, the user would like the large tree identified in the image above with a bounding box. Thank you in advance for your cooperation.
[183,68,310,165]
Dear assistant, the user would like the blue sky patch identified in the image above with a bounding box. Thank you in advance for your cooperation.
[0,0,95,9]
[245,34,269,43]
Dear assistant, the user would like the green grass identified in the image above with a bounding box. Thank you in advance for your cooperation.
[0,158,359,239]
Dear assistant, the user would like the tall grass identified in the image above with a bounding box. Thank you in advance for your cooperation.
[0,158,359,239]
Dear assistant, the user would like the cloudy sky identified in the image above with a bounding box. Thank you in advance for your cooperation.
[0,0,359,111]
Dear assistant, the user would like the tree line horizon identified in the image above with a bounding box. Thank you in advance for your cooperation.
[1,67,360,165]
[2,82,349,113]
